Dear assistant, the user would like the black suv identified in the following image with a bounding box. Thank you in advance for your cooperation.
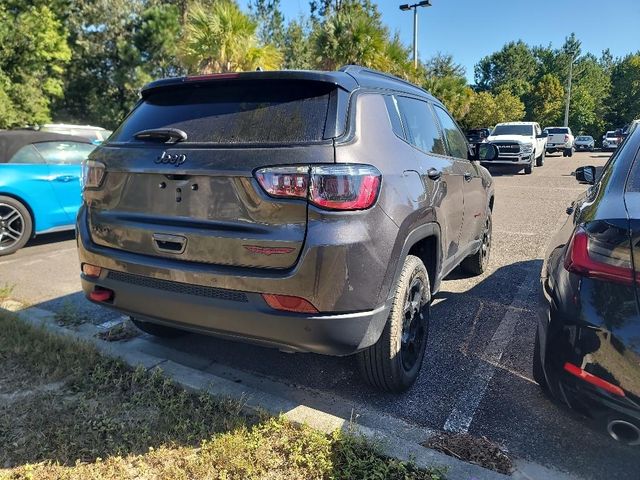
[78,66,494,392]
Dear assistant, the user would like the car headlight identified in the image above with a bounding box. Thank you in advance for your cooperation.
[520,143,533,154]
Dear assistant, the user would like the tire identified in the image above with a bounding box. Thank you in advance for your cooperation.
[536,150,545,167]
[0,195,33,256]
[131,317,187,338]
[461,212,492,276]
[533,329,549,392]
[524,159,533,174]
[357,255,430,392]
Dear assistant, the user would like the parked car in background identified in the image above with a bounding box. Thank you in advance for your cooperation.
[39,124,112,145]
[466,128,491,144]
[77,67,495,393]
[535,123,640,445]
[0,131,95,255]
[575,135,595,152]
[602,130,622,151]
[483,121,547,174]
[544,126,574,157]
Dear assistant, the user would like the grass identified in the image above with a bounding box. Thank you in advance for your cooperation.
[54,301,88,327]
[0,311,444,480]
[0,283,14,302]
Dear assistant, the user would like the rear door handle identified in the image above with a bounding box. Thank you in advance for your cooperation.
[153,233,187,254]
[427,168,442,180]
[464,172,473,182]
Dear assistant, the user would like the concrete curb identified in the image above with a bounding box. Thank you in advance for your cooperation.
[1,301,575,480]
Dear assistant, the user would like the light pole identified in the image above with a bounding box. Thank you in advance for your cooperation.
[564,51,577,127]
[400,1,432,69]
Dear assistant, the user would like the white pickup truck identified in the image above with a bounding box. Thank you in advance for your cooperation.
[482,122,547,175]
[543,126,574,157]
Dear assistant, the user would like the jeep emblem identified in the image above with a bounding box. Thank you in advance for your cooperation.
[156,151,186,167]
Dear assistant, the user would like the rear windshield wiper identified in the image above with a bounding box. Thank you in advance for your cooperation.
[133,128,187,144]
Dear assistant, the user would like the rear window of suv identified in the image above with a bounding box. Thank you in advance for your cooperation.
[545,128,569,134]
[110,80,335,145]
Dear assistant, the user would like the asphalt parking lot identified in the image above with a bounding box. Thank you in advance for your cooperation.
[2,150,638,479]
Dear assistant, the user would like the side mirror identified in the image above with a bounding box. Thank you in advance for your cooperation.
[537,132,548,139]
[575,166,596,185]
[471,143,498,162]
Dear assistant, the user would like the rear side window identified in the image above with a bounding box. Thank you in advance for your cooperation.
[33,141,95,165]
[625,146,640,192]
[433,105,468,159]
[395,96,446,155]
[111,80,335,145]
[8,145,45,164]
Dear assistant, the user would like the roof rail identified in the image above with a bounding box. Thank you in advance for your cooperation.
[339,65,429,95]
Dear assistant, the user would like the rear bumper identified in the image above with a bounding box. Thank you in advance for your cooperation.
[76,205,393,355]
[536,278,640,425]
[80,271,389,355]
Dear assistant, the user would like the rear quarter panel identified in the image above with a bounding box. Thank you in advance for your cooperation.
[0,164,69,233]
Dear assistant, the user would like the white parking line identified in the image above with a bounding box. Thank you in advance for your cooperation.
[443,267,539,434]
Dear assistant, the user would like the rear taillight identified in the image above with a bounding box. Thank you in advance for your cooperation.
[255,166,309,200]
[564,226,638,285]
[81,160,106,190]
[255,165,381,211]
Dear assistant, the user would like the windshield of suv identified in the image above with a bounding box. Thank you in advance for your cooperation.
[544,127,569,134]
[110,80,335,145]
[491,125,533,136]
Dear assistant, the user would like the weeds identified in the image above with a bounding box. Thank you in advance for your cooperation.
[54,301,88,327]
[0,282,14,301]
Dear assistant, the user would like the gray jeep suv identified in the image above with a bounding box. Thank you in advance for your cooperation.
[77,66,494,392]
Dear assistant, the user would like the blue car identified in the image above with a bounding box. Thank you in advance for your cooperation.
[0,131,95,255]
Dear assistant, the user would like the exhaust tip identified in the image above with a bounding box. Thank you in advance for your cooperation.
[607,419,640,446]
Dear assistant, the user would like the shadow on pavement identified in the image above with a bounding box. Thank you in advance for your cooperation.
[24,230,75,249]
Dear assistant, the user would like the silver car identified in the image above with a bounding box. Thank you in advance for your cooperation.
[574,135,595,151]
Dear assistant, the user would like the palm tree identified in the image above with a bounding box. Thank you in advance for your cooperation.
[180,1,282,74]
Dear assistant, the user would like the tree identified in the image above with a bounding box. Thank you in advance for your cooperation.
[180,1,282,74]
[607,53,640,126]
[423,75,472,121]
[528,73,564,127]
[425,53,465,78]
[463,90,525,129]
[134,3,184,79]
[0,3,71,128]
[55,0,152,129]
[475,41,537,97]
[312,1,387,70]
[282,18,314,70]
[249,0,285,48]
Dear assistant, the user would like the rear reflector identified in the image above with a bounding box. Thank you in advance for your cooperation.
[89,287,114,303]
[262,294,318,313]
[82,264,102,278]
[564,362,625,397]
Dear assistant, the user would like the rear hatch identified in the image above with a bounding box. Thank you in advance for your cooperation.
[85,75,349,269]
[545,127,569,146]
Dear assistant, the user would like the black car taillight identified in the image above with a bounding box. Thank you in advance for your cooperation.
[564,225,638,286]
[255,165,381,211]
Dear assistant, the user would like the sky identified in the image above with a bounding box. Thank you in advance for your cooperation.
[238,0,640,83]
